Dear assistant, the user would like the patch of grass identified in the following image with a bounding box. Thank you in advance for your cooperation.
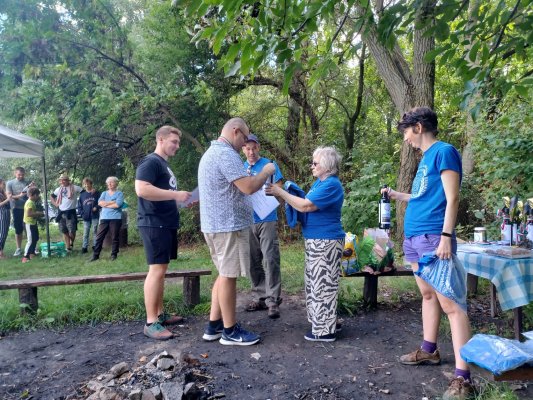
[476,378,522,400]
[338,282,364,316]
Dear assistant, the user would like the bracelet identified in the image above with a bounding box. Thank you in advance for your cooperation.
[441,231,452,237]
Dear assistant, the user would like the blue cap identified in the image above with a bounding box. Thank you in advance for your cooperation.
[246,134,260,144]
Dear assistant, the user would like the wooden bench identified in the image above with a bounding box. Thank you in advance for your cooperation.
[471,364,533,382]
[0,269,212,313]
[342,265,414,308]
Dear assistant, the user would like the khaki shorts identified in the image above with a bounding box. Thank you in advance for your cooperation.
[204,228,250,278]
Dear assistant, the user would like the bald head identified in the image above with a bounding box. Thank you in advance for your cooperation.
[220,117,250,151]
[222,118,248,136]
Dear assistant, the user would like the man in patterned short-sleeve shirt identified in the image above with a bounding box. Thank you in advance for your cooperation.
[198,117,275,346]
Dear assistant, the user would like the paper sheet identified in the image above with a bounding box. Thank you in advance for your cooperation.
[249,189,279,220]
[178,187,199,208]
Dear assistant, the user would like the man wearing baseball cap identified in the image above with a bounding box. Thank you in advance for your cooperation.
[242,134,284,318]
[51,174,82,251]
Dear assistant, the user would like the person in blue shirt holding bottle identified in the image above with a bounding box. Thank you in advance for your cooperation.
[90,176,123,262]
[384,107,473,400]
[266,146,344,342]
[242,134,284,319]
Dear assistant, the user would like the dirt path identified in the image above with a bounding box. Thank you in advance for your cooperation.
[1,293,531,399]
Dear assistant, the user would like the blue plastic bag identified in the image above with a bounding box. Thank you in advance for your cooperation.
[460,334,533,375]
[415,253,467,312]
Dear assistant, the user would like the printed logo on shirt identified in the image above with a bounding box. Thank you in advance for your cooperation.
[167,167,177,190]
[411,164,428,199]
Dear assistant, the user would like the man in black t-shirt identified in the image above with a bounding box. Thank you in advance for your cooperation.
[135,125,192,340]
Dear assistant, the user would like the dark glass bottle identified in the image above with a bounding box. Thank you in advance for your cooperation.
[378,185,391,230]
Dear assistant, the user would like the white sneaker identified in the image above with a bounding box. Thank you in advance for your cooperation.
[13,248,22,256]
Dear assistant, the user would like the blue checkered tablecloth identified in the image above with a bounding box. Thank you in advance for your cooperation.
[457,245,533,311]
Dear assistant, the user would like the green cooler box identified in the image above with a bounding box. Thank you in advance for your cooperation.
[40,241,67,258]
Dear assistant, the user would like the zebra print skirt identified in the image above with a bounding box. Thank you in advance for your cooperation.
[304,238,344,336]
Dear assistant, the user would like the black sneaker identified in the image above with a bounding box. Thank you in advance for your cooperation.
[219,323,260,346]
[304,331,336,342]
[81,248,88,254]
[89,255,99,262]
[202,320,224,341]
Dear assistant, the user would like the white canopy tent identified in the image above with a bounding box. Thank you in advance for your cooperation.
[0,124,52,252]
[0,125,44,158]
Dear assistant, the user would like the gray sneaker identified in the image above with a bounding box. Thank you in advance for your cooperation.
[143,322,173,340]
[13,248,22,256]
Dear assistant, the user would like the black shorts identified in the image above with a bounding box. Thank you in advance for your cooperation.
[139,226,178,265]
[13,208,24,235]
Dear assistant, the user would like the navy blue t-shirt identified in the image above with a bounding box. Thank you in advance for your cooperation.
[404,141,462,237]
[136,153,179,228]
[77,190,101,221]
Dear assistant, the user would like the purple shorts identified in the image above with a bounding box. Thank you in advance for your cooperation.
[403,234,457,262]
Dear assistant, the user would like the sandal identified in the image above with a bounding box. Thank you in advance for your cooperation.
[245,300,268,312]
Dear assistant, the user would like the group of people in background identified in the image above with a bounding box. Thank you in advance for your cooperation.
[0,167,42,262]
[0,167,125,263]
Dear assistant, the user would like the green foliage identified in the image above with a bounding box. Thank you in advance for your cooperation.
[475,380,522,400]
[337,283,363,316]
[472,96,533,213]
[178,0,532,118]
[425,0,533,117]
[0,0,230,188]
[342,160,396,235]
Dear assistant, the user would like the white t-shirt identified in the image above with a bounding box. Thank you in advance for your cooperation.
[53,185,82,211]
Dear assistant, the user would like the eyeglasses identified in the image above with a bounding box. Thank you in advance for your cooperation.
[234,128,249,141]
[310,162,320,167]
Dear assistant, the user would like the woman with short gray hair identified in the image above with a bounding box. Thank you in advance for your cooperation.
[90,176,124,261]
[266,146,345,342]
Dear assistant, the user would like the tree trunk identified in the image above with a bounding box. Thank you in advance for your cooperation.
[286,97,301,153]
[462,0,482,176]
[356,0,436,242]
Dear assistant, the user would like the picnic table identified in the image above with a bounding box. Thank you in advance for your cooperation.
[457,244,533,340]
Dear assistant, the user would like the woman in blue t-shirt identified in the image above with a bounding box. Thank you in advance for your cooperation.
[266,146,344,343]
[385,107,473,399]
[90,176,124,262]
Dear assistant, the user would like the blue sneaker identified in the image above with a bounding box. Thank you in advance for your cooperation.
[202,320,224,341]
[219,323,260,346]
[304,331,336,342]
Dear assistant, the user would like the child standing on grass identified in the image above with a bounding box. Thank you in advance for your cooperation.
[22,187,44,263]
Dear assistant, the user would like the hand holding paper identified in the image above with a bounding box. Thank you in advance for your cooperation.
[176,187,198,208]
